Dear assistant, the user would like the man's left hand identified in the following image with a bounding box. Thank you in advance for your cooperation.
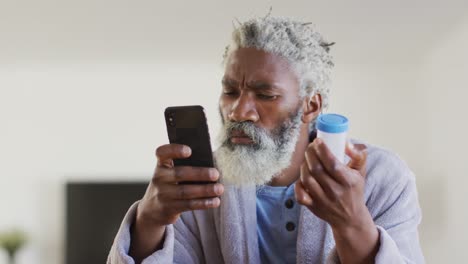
[295,138,379,264]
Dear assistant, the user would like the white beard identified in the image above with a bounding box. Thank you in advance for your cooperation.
[214,110,302,187]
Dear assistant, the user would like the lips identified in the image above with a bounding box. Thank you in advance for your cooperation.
[230,130,254,144]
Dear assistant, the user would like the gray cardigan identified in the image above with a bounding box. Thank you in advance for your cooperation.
[107,143,425,263]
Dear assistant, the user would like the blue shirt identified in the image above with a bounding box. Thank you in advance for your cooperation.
[256,184,300,264]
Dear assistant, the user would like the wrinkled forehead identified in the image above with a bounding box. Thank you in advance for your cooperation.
[223,47,299,88]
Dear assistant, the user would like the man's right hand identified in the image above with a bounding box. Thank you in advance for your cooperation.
[129,144,224,263]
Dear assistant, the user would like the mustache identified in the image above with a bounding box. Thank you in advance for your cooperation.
[223,121,269,145]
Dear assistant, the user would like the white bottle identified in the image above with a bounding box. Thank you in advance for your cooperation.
[316,113,349,163]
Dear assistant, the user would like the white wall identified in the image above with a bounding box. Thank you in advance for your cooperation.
[414,16,468,262]
[1,1,467,263]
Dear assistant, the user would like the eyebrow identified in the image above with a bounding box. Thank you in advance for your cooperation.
[221,78,238,87]
[222,77,279,91]
[246,81,275,90]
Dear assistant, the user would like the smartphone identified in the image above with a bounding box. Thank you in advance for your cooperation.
[164,105,214,170]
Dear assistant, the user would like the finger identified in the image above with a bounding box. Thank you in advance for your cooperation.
[161,183,224,200]
[305,141,342,193]
[295,180,313,207]
[156,167,219,183]
[300,163,329,207]
[171,197,221,212]
[346,142,367,173]
[311,138,348,185]
[156,144,191,168]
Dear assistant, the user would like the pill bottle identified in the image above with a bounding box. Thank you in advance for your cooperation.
[316,114,349,163]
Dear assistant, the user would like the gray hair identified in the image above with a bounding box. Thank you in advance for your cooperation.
[223,16,335,111]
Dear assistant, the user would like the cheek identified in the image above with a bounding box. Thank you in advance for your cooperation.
[258,98,301,127]
[218,97,230,119]
[257,102,289,125]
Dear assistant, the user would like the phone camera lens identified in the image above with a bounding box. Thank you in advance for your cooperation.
[168,116,175,127]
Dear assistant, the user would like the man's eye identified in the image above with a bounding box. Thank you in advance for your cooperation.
[257,94,277,100]
[223,90,238,96]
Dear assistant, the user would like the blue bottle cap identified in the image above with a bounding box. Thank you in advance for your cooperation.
[316,114,349,133]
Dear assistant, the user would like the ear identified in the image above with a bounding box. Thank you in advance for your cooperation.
[301,93,322,124]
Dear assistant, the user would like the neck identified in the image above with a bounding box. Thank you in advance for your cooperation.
[268,124,310,187]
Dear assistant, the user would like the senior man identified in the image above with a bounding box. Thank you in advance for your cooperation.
[108,16,424,264]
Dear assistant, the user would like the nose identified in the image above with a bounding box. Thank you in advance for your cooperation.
[228,92,259,123]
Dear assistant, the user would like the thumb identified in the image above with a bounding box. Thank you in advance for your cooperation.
[346,142,367,175]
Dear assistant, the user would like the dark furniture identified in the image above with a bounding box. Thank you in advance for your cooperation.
[65,181,148,264]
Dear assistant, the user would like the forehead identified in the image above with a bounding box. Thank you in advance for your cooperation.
[224,47,299,85]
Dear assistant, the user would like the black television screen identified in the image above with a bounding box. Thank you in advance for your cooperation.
[66,181,148,264]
